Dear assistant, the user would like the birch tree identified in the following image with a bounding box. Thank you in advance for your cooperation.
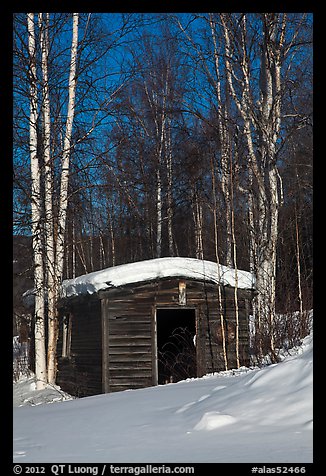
[220,13,291,358]
[210,156,228,369]
[142,70,172,258]
[48,12,79,384]
[208,13,233,267]
[38,12,57,384]
[165,119,175,256]
[25,12,79,386]
[27,13,47,389]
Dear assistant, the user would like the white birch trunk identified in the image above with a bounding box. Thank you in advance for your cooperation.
[268,166,279,354]
[197,199,203,260]
[166,123,174,256]
[156,162,162,258]
[221,153,233,267]
[295,205,303,316]
[108,206,116,266]
[156,92,168,259]
[193,189,203,260]
[56,12,79,284]
[38,12,58,385]
[27,12,47,389]
[89,234,94,272]
[211,157,228,370]
[77,238,88,274]
[248,166,255,276]
[229,151,240,368]
[209,14,232,267]
[143,78,168,259]
[49,12,79,383]
[72,217,76,278]
[99,232,106,269]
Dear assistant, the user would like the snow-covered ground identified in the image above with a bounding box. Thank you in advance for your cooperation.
[13,331,313,463]
[13,376,73,408]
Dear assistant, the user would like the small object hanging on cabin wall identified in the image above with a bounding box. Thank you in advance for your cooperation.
[179,280,186,306]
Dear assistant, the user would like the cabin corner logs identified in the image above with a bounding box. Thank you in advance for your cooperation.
[56,277,253,397]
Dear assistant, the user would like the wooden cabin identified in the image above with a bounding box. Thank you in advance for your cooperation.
[56,257,255,397]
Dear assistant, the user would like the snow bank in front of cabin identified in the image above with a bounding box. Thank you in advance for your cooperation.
[13,330,312,463]
[13,376,73,408]
[61,257,254,299]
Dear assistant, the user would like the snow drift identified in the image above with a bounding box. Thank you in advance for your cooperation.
[13,332,312,463]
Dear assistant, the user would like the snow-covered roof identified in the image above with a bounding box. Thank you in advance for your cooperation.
[60,257,255,300]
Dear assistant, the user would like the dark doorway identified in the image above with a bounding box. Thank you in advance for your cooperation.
[156,308,197,385]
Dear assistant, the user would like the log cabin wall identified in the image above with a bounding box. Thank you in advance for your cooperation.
[99,278,252,394]
[57,277,252,396]
[57,298,102,397]
[101,292,153,393]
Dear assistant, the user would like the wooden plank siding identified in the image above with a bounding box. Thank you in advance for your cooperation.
[57,298,102,397]
[57,277,253,397]
[100,278,252,393]
[103,301,154,393]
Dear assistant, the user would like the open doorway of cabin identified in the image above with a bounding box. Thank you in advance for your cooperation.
[156,308,197,385]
